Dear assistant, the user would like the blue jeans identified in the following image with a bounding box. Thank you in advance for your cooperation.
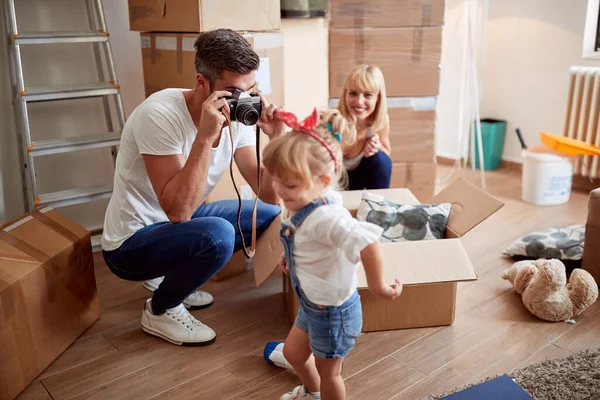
[295,291,362,358]
[280,198,363,359]
[102,200,280,315]
[347,151,392,190]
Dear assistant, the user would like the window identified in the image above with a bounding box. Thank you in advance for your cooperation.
[583,0,600,58]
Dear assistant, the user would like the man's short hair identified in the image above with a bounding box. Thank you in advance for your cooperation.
[194,29,260,88]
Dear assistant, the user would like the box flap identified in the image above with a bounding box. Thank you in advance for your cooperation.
[357,239,477,288]
[342,188,421,212]
[252,214,284,287]
[431,178,504,238]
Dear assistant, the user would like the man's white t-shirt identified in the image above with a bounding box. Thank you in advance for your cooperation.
[101,88,256,251]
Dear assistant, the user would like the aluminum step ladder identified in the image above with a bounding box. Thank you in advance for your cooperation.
[3,0,125,251]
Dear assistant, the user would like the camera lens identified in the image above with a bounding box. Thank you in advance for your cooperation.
[236,103,259,126]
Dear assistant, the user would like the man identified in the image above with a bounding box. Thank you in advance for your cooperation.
[101,29,283,346]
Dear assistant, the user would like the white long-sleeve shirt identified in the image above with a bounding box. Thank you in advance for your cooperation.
[282,190,384,306]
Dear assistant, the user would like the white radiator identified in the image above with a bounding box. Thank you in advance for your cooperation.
[563,66,600,179]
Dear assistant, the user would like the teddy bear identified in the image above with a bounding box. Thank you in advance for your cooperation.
[501,258,598,322]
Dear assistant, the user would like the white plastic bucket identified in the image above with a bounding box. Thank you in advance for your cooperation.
[522,150,573,206]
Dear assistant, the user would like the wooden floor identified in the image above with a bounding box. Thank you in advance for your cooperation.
[17,166,596,400]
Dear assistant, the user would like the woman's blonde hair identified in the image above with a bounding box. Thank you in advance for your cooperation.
[337,64,388,133]
[263,108,356,190]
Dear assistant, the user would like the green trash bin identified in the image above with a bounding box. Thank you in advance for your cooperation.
[473,118,507,170]
[281,0,310,18]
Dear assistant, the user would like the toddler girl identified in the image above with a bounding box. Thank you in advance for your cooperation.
[337,64,392,190]
[262,108,402,400]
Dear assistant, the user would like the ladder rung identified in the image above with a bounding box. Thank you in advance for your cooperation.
[38,186,113,208]
[15,31,110,45]
[29,133,121,156]
[24,83,119,102]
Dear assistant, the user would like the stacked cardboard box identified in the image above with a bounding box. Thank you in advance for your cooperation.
[127,0,284,281]
[328,0,445,201]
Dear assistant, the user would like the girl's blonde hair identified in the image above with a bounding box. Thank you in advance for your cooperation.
[263,108,356,190]
[337,64,388,133]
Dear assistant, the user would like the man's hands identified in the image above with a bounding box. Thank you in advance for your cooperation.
[256,93,286,138]
[196,90,231,143]
[196,91,290,141]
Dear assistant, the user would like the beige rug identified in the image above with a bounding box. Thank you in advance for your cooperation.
[423,347,600,399]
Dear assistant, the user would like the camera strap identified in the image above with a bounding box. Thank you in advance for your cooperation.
[223,111,259,259]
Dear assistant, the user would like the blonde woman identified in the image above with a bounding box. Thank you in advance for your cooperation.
[337,65,392,190]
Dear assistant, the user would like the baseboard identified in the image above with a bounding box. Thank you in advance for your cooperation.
[437,155,459,166]
[573,175,600,193]
[436,155,522,171]
[500,159,522,171]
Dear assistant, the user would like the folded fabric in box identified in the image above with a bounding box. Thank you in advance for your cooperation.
[356,192,451,242]
[503,224,584,261]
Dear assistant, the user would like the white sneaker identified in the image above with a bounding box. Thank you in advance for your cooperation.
[280,386,320,400]
[141,299,216,346]
[142,277,214,310]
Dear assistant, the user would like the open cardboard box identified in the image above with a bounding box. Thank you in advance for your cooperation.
[282,179,504,331]
[211,213,283,283]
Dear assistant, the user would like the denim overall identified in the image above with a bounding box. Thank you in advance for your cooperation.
[281,199,363,359]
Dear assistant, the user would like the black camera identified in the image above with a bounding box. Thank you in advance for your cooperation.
[224,89,262,126]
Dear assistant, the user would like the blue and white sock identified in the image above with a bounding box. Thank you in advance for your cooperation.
[263,342,295,371]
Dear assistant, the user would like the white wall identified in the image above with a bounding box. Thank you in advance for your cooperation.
[435,0,478,161]
[436,0,600,162]
[281,18,329,117]
[481,0,600,162]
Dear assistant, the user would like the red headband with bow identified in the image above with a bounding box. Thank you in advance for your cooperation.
[276,108,338,168]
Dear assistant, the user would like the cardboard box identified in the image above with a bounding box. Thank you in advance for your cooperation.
[329,97,437,163]
[283,179,504,331]
[211,212,283,284]
[128,0,281,32]
[141,31,285,107]
[329,0,445,28]
[0,208,99,400]
[583,188,600,283]
[391,162,437,202]
[328,27,442,98]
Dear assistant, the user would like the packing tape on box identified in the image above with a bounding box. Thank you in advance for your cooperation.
[248,33,284,50]
[414,4,434,63]
[144,33,191,73]
[150,34,157,65]
[1,215,95,307]
[32,209,81,242]
[176,34,183,74]
[349,28,424,70]
[332,1,436,26]
[412,28,423,63]
[0,252,38,386]
[422,4,433,25]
